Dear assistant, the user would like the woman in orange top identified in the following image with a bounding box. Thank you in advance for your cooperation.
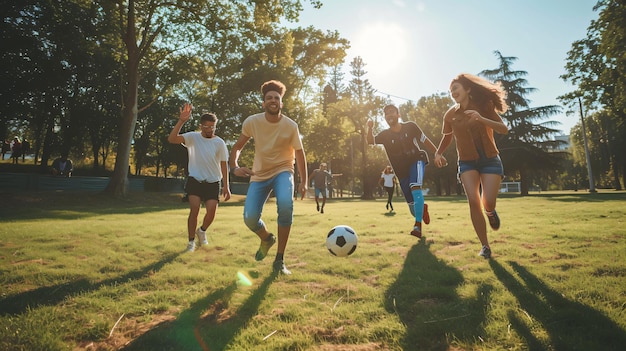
[434,73,509,259]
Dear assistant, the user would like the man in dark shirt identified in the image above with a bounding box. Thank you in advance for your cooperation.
[367,104,445,238]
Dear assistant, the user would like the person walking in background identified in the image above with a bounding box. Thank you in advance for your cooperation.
[10,137,21,164]
[309,162,342,214]
[229,80,307,275]
[434,73,509,259]
[168,103,231,253]
[51,153,73,177]
[380,165,397,212]
[367,104,441,238]
[21,139,30,162]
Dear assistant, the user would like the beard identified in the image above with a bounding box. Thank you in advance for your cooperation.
[265,104,281,115]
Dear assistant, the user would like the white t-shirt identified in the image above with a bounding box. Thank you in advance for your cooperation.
[182,132,228,183]
[381,173,396,187]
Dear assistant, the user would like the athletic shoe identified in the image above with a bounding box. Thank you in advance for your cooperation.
[410,222,422,238]
[196,228,208,246]
[273,260,292,275]
[423,203,430,224]
[316,204,320,212]
[186,241,196,252]
[255,234,276,261]
[386,203,389,210]
[487,210,500,230]
[320,207,324,214]
[478,245,491,259]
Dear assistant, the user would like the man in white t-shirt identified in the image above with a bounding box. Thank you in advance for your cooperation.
[168,104,231,252]
[230,80,308,275]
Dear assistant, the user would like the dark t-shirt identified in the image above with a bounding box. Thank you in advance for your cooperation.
[374,121,428,179]
[311,169,331,190]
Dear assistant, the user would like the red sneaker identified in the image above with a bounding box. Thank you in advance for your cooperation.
[423,203,430,225]
[410,222,422,238]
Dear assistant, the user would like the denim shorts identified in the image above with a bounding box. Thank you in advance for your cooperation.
[458,154,504,177]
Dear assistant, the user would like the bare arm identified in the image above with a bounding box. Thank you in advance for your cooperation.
[229,134,252,177]
[167,103,192,144]
[295,149,307,200]
[464,109,508,135]
[220,160,231,201]
[434,134,453,168]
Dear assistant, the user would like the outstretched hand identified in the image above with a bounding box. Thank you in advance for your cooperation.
[179,103,192,122]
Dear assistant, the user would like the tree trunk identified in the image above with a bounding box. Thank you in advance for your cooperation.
[105,53,140,197]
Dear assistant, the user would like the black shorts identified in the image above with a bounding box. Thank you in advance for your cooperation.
[186,177,220,202]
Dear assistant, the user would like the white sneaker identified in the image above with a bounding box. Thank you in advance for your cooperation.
[196,228,208,246]
[186,241,196,252]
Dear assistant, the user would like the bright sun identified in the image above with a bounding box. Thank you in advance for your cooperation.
[350,22,409,75]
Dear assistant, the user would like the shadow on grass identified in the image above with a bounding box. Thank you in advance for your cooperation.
[521,191,626,203]
[122,271,278,351]
[490,260,626,351]
[385,239,491,351]
[0,252,180,316]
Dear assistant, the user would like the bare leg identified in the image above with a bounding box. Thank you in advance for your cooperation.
[460,171,489,247]
[187,195,202,240]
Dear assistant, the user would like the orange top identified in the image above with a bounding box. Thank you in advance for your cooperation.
[442,100,503,161]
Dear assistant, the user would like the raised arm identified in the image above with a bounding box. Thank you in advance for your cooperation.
[168,103,192,144]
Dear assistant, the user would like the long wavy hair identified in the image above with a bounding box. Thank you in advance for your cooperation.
[451,73,508,114]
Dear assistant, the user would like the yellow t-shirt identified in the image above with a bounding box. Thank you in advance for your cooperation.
[242,113,303,182]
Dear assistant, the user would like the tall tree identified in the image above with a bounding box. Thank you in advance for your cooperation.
[344,56,385,199]
[481,51,564,195]
[104,0,317,197]
[560,0,625,190]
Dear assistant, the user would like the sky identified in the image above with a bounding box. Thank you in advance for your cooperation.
[293,0,599,135]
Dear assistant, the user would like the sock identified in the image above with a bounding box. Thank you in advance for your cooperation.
[275,253,284,261]
[411,188,424,223]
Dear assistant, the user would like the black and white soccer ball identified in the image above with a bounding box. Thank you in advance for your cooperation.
[326,225,358,257]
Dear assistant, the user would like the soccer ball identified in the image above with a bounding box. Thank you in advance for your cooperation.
[326,225,358,257]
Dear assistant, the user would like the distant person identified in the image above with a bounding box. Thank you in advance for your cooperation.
[434,73,509,259]
[229,80,307,275]
[168,103,231,253]
[51,154,73,177]
[10,137,21,164]
[309,162,342,214]
[2,140,10,160]
[367,104,441,238]
[380,165,397,212]
[21,139,30,162]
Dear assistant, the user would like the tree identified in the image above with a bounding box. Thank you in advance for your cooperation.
[104,0,320,197]
[481,51,565,195]
[344,57,386,199]
[560,0,625,190]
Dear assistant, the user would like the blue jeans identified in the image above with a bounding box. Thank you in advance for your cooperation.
[243,171,294,231]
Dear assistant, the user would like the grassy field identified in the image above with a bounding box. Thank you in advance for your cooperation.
[1,190,625,351]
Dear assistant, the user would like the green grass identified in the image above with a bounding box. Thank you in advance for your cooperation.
[1,190,625,351]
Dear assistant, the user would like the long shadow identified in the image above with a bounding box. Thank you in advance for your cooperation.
[122,271,278,351]
[521,192,626,203]
[490,260,626,351]
[384,239,491,351]
[0,252,180,316]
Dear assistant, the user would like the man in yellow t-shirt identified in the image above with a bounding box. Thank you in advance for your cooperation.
[230,80,308,275]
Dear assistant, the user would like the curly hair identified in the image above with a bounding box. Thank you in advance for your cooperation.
[261,80,286,98]
[451,73,508,114]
